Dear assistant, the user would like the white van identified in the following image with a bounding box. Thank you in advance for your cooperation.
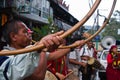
[98,49,120,80]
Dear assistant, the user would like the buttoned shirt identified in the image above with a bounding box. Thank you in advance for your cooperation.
[79,46,94,63]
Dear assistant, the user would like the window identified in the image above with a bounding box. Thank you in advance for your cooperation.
[102,51,109,60]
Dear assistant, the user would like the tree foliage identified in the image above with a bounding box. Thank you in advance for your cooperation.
[101,18,120,40]
[86,10,120,41]
[32,18,59,41]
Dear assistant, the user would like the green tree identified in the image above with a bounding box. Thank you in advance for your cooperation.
[101,18,120,40]
[32,18,59,41]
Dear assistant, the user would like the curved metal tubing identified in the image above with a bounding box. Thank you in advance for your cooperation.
[0,0,101,56]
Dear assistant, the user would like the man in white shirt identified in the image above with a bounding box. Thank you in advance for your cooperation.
[0,20,64,80]
[68,46,86,80]
[79,41,96,80]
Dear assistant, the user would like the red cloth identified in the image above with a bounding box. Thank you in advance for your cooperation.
[109,45,117,53]
[47,56,69,76]
[106,53,120,80]
[93,48,97,59]
[107,53,113,64]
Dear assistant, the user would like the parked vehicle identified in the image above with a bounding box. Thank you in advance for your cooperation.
[98,49,120,80]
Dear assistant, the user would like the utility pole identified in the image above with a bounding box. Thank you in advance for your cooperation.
[96,9,100,50]
[96,9,99,31]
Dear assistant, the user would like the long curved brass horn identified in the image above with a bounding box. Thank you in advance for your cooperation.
[59,0,117,49]
[0,0,101,56]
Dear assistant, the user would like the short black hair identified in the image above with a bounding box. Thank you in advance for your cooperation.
[0,19,23,44]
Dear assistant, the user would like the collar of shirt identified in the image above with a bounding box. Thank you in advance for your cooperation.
[3,45,16,50]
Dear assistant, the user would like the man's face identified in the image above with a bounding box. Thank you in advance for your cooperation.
[87,41,93,48]
[13,22,32,48]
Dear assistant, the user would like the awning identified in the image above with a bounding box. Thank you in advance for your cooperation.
[48,0,79,26]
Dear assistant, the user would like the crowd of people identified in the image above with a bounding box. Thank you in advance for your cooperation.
[0,19,85,80]
[0,19,120,80]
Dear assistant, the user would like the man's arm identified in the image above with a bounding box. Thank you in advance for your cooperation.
[24,52,47,80]
[47,40,85,61]
[69,59,86,67]
[48,48,70,60]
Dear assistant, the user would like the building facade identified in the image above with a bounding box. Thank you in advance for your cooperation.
[0,0,83,42]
